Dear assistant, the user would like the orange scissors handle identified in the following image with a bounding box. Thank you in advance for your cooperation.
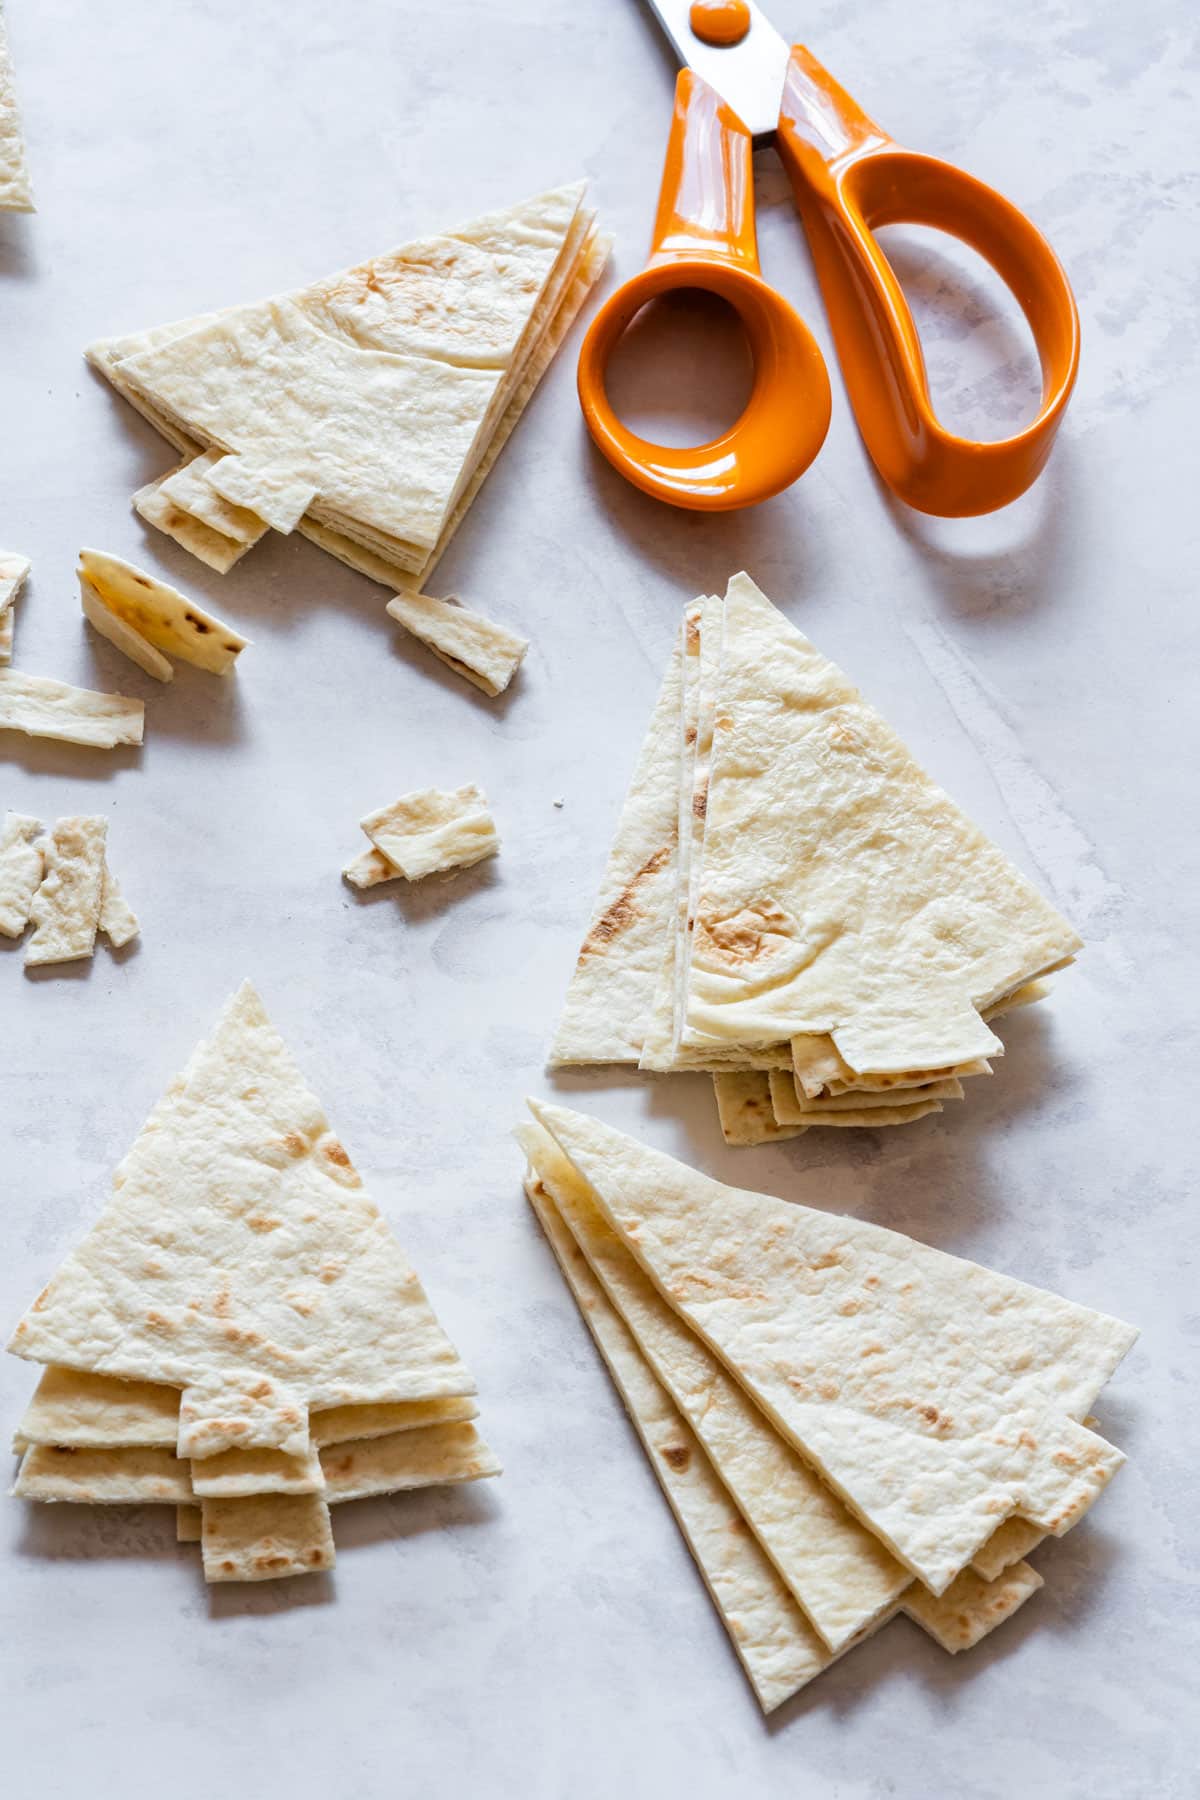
[577,68,832,511]
[776,47,1080,516]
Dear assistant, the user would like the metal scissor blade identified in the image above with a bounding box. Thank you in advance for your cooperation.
[642,1,790,142]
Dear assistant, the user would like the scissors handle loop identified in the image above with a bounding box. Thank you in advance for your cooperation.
[777,47,1080,516]
[577,70,832,512]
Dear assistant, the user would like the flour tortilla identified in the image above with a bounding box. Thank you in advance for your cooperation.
[790,982,1047,1098]
[529,1102,1135,1595]
[713,1071,945,1144]
[550,623,686,1064]
[80,575,174,682]
[774,1072,964,1119]
[0,668,144,748]
[308,1395,478,1447]
[527,1171,1047,1705]
[103,185,590,567]
[0,810,42,936]
[134,475,253,575]
[0,10,33,212]
[78,549,247,675]
[360,785,498,881]
[8,983,477,1458]
[0,548,30,664]
[189,1441,325,1499]
[201,1492,335,1582]
[98,863,139,948]
[684,574,1081,1072]
[520,1123,909,1653]
[25,815,108,965]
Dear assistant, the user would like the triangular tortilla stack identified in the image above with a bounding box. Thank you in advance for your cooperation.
[6,985,500,1581]
[551,572,1081,1141]
[521,1101,1135,1709]
[86,183,610,687]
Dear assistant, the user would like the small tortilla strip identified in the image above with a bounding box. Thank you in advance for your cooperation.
[0,10,33,212]
[384,588,528,698]
[25,815,108,966]
[320,1420,501,1502]
[0,667,144,748]
[15,1444,192,1504]
[309,1395,478,1447]
[342,846,397,890]
[714,1071,944,1145]
[201,1492,335,1583]
[158,450,269,546]
[98,863,139,947]
[134,475,253,575]
[360,785,498,882]
[530,1102,1135,1596]
[13,1366,178,1452]
[0,809,43,937]
[776,1072,964,1118]
[0,549,31,665]
[78,548,247,675]
[189,1441,325,1498]
[80,575,173,682]
[685,574,1081,1072]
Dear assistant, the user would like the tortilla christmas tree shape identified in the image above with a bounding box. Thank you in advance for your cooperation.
[87,185,609,688]
[7,984,500,1581]
[528,1103,1135,1598]
[550,574,1080,1140]
[524,1154,1047,1712]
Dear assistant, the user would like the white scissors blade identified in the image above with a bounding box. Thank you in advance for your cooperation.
[642,1,790,142]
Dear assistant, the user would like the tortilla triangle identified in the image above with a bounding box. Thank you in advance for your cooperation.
[528,1102,1135,1595]
[87,184,604,586]
[683,574,1081,1072]
[8,983,476,1460]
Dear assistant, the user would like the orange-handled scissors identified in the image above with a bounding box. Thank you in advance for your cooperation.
[577,0,1080,517]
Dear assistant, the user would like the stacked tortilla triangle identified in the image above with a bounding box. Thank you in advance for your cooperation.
[88,180,606,584]
[521,1102,1136,1712]
[551,573,1081,1143]
[86,183,609,693]
[7,983,499,1583]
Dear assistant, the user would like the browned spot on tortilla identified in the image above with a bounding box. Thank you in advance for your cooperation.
[839,1297,862,1316]
[685,617,701,651]
[326,1454,353,1476]
[134,574,152,588]
[250,1381,273,1400]
[660,1443,690,1473]
[580,846,671,959]
[714,713,732,731]
[145,1310,173,1333]
[692,785,708,821]
[221,1559,236,1573]
[864,1275,880,1289]
[319,1259,346,1283]
[323,1140,351,1167]
[307,1548,327,1565]
[685,725,697,746]
[255,1554,291,1572]
[696,900,791,967]
[212,1290,232,1318]
[247,1214,281,1234]
[30,1286,51,1313]
[281,1132,307,1158]
[184,613,212,634]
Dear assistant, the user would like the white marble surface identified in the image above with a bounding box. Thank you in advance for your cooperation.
[2,1,1196,1794]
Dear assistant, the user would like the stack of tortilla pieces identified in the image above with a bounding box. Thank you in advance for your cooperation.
[551,573,1081,1143]
[85,183,609,693]
[7,984,499,1583]
[521,1101,1136,1712]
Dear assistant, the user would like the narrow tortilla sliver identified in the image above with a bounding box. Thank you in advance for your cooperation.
[0,809,43,937]
[200,1492,335,1583]
[0,667,144,749]
[360,785,498,882]
[78,548,248,675]
[309,1395,478,1447]
[777,1073,964,1118]
[134,474,254,575]
[189,1440,325,1499]
[0,549,31,665]
[25,815,108,966]
[98,863,139,948]
[80,575,174,682]
[12,1365,178,1452]
[385,588,528,698]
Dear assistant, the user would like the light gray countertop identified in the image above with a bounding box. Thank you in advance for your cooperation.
[2,2,1195,1795]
